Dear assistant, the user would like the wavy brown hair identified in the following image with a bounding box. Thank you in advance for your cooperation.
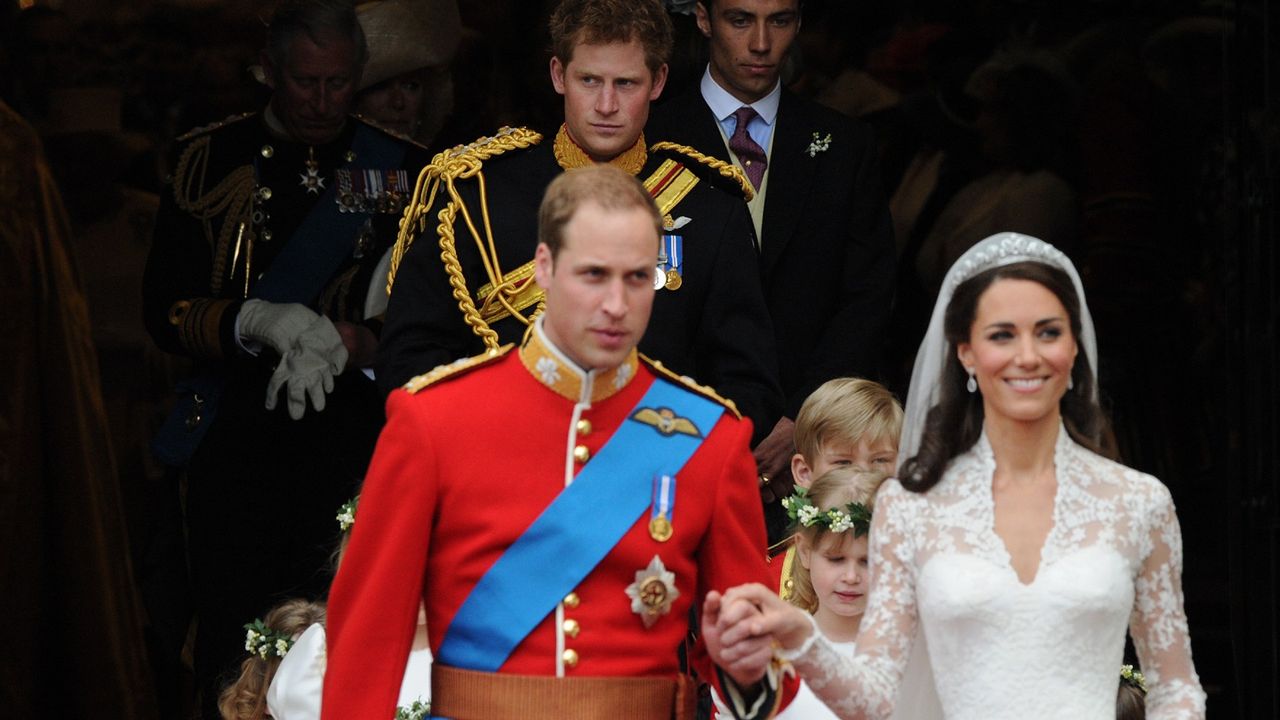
[548,0,673,73]
[898,262,1113,494]
[217,598,327,720]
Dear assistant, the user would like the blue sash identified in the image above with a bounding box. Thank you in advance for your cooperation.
[253,123,407,304]
[436,378,724,671]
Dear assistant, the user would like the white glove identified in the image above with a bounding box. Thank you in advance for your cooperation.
[238,299,321,357]
[264,314,348,420]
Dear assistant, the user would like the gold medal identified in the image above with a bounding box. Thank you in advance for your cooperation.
[649,513,673,542]
[664,269,682,290]
[653,265,667,290]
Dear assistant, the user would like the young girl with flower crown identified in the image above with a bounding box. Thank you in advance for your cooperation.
[217,499,432,720]
[218,598,327,720]
[715,467,887,719]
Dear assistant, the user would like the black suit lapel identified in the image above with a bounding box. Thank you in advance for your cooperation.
[761,95,816,279]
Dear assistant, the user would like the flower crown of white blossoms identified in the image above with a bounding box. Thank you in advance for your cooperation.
[242,618,294,659]
[781,487,873,538]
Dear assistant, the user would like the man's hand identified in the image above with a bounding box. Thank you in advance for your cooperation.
[718,583,813,653]
[753,417,795,503]
[334,320,378,369]
[702,589,775,687]
[238,299,320,357]
[264,314,348,419]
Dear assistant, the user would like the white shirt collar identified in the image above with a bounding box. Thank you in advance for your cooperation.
[700,65,781,125]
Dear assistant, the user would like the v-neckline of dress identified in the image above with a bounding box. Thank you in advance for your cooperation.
[975,425,1071,587]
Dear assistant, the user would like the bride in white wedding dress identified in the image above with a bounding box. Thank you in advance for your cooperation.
[714,233,1205,719]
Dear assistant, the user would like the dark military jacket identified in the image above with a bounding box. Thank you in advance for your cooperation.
[376,132,784,440]
[144,112,428,362]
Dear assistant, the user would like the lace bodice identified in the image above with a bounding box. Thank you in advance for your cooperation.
[789,427,1205,719]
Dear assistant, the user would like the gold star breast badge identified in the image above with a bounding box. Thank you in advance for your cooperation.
[625,555,680,628]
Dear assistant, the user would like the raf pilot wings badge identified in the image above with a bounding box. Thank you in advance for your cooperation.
[630,407,703,438]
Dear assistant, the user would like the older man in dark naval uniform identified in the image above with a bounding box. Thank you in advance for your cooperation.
[141,0,428,710]
[376,0,784,442]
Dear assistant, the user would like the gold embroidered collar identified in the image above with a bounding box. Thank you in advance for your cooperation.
[553,124,647,176]
[519,319,638,404]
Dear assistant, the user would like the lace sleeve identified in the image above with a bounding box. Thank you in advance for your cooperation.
[788,481,919,720]
[1129,480,1206,719]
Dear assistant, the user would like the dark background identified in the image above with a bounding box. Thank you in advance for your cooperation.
[2,0,1275,717]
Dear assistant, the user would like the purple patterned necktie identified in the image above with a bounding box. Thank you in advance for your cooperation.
[728,106,767,190]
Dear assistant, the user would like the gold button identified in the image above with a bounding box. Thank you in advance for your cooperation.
[344,150,356,162]
[259,187,273,200]
[562,618,580,638]
[260,144,274,158]
[745,160,752,166]
[261,229,273,241]
[563,592,580,608]
[562,649,579,668]
[573,445,590,463]
[576,419,592,435]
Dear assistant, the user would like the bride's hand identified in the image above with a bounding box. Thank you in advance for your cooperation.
[718,582,813,651]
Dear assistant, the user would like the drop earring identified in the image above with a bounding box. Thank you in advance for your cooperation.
[966,369,977,394]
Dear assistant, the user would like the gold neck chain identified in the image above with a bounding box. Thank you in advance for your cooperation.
[552,124,647,175]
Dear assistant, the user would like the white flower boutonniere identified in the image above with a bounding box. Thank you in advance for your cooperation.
[806,132,833,157]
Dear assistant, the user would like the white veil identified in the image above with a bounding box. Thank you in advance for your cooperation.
[890,233,1097,720]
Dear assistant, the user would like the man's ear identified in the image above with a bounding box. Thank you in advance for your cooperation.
[648,63,668,101]
[791,453,813,489]
[534,242,555,289]
[260,50,278,90]
[550,55,567,96]
[694,2,712,37]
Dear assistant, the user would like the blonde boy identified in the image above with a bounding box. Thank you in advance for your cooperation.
[771,378,903,598]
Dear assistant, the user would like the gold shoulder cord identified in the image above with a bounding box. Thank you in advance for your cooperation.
[171,136,256,296]
[388,126,543,350]
[648,141,755,201]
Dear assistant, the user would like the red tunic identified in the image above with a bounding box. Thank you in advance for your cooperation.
[323,328,785,718]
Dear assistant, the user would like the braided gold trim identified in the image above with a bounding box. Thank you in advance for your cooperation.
[387,127,543,349]
[171,135,257,296]
[648,141,754,201]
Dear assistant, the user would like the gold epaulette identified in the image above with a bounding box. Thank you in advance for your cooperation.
[431,125,543,168]
[649,141,754,201]
[639,354,742,419]
[387,126,541,293]
[176,112,256,143]
[402,344,514,394]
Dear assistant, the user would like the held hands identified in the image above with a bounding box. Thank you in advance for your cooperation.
[238,300,348,419]
[702,583,815,684]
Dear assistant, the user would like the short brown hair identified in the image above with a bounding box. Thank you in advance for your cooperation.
[794,378,903,464]
[538,165,662,258]
[548,0,673,74]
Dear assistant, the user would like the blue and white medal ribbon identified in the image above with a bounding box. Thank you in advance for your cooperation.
[649,474,676,542]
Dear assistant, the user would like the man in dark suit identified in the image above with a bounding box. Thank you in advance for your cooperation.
[647,0,895,537]
[377,0,784,441]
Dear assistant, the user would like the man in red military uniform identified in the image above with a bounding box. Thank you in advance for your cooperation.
[323,165,790,718]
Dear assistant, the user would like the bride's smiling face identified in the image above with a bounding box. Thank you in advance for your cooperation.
[956,278,1077,425]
